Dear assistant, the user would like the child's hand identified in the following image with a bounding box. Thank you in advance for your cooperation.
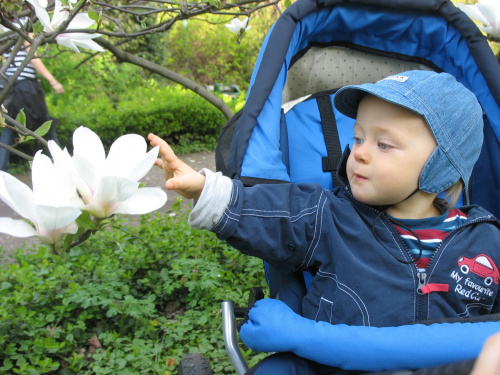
[148,133,206,200]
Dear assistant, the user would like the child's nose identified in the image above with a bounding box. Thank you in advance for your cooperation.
[353,143,370,163]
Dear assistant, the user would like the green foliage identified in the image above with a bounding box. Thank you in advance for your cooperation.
[40,53,235,153]
[0,201,268,374]
[42,53,148,108]
[163,14,279,90]
[34,11,283,154]
[46,80,226,153]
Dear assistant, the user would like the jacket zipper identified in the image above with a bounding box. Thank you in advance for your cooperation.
[412,218,495,321]
[344,185,498,321]
[417,272,427,290]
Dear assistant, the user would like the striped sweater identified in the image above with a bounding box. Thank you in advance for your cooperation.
[4,49,37,81]
[393,208,469,271]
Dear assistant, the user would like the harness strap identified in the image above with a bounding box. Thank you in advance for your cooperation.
[316,94,342,187]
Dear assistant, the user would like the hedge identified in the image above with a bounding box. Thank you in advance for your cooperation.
[49,85,230,154]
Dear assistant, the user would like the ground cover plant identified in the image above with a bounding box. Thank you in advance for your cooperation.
[0,200,268,374]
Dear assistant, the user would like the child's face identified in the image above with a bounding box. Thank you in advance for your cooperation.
[346,94,437,207]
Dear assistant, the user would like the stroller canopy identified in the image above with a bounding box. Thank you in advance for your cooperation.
[217,0,500,217]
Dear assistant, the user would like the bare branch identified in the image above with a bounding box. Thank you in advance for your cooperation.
[95,37,234,119]
[0,140,33,161]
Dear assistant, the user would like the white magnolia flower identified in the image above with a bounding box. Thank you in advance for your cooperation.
[225,18,251,34]
[0,150,83,244]
[457,0,500,38]
[49,126,167,219]
[25,0,105,53]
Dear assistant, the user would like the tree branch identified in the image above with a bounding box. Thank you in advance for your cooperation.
[95,37,234,119]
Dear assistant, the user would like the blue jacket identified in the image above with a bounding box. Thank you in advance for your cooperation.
[212,171,500,327]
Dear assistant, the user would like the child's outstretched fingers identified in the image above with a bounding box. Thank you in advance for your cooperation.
[148,133,179,167]
[147,133,206,200]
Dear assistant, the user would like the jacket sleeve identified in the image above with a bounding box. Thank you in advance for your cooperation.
[188,169,233,230]
[197,176,330,271]
[240,299,500,372]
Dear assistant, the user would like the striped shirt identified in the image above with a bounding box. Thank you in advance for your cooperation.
[393,208,468,271]
[4,49,37,81]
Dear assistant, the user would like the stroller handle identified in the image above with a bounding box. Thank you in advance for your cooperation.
[221,301,249,375]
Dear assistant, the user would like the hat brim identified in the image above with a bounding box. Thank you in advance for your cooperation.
[333,84,424,120]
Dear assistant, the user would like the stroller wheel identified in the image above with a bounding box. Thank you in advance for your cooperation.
[177,353,212,375]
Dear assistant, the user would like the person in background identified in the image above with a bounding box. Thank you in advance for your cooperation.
[0,28,64,172]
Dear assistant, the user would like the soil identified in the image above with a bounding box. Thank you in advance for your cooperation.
[0,150,216,260]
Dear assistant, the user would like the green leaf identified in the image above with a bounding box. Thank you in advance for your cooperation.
[88,10,99,22]
[33,121,52,138]
[54,233,79,254]
[33,22,43,35]
[75,211,97,230]
[284,0,292,7]
[45,314,55,322]
[15,109,26,126]
[0,358,13,371]
[19,136,34,143]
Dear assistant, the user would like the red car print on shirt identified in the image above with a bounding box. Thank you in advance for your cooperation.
[458,255,499,286]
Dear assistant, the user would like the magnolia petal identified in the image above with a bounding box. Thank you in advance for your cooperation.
[27,0,48,8]
[0,173,15,209]
[72,126,106,194]
[60,34,105,52]
[38,222,78,244]
[479,24,500,37]
[80,203,106,219]
[32,150,80,207]
[457,3,490,25]
[64,222,79,235]
[38,220,79,245]
[225,18,250,33]
[68,13,97,30]
[47,141,74,180]
[51,0,69,29]
[225,24,240,33]
[0,217,37,238]
[26,0,54,31]
[73,127,106,167]
[127,146,159,182]
[48,141,91,202]
[114,187,167,215]
[83,176,139,218]
[476,3,499,25]
[61,32,102,40]
[55,35,80,53]
[94,176,139,204]
[105,135,156,180]
[0,171,36,222]
[105,134,147,175]
[35,205,81,232]
[72,154,100,200]
[31,150,56,202]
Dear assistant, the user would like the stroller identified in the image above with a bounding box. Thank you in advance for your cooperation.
[179,0,500,373]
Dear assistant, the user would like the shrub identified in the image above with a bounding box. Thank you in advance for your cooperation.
[48,85,227,153]
[0,200,268,374]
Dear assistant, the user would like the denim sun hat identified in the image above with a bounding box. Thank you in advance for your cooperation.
[333,70,484,198]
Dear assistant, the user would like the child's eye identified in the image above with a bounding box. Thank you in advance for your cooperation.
[379,142,392,150]
[354,137,363,145]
